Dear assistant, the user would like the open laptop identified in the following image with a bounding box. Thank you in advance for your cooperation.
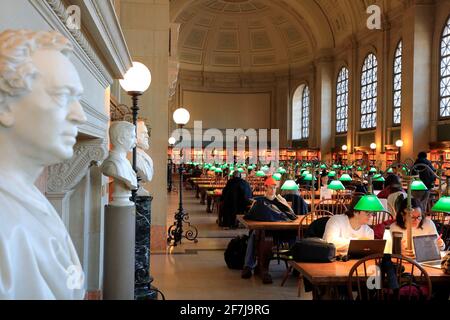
[413,235,442,269]
[347,240,387,259]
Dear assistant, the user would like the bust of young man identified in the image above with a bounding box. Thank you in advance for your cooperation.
[135,120,154,196]
[101,121,138,206]
[0,30,87,299]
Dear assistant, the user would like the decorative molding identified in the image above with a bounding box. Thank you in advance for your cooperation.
[72,0,132,77]
[47,139,107,193]
[30,0,119,87]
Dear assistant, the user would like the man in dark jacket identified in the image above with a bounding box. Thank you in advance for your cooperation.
[413,152,436,189]
[219,171,253,228]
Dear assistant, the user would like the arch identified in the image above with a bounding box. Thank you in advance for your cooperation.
[292,84,310,140]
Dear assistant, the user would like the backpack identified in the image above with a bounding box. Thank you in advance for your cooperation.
[224,235,249,270]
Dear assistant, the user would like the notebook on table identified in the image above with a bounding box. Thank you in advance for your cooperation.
[413,235,442,269]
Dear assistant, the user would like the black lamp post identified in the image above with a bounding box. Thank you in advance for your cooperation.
[168,137,176,192]
[120,62,157,300]
[167,108,198,246]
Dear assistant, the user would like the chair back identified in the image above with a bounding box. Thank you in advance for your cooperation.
[314,199,347,215]
[369,211,394,228]
[347,254,432,301]
[298,210,333,239]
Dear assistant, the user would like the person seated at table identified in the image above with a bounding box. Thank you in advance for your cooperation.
[322,196,374,253]
[241,177,295,283]
[378,174,403,199]
[386,180,407,215]
[280,188,308,216]
[219,170,253,229]
[390,196,445,254]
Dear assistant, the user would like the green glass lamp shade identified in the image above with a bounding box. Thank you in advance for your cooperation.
[272,173,282,181]
[303,173,316,181]
[214,168,223,173]
[302,170,311,177]
[256,170,266,177]
[339,174,353,182]
[247,165,254,170]
[387,168,394,173]
[277,167,287,174]
[332,164,339,169]
[354,195,385,212]
[328,171,337,177]
[281,180,299,191]
[370,167,378,173]
[210,166,217,171]
[357,167,364,172]
[432,196,450,212]
[261,165,270,173]
[229,171,234,176]
[320,164,327,169]
[373,174,385,182]
[328,180,345,191]
[411,180,428,191]
[238,168,245,173]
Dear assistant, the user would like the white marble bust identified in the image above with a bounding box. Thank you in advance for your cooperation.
[0,30,87,300]
[136,120,154,196]
[101,121,138,206]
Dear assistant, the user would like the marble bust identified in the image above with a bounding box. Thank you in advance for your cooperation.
[0,30,87,299]
[136,120,154,196]
[101,121,138,206]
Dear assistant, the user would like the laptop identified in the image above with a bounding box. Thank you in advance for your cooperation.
[347,240,387,259]
[413,235,442,269]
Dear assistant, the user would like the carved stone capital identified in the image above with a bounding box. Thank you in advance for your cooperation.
[47,139,107,193]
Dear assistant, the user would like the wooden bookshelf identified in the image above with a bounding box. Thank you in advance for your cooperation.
[429,141,450,174]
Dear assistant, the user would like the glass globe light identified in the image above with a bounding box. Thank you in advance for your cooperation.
[370,143,377,150]
[168,137,176,145]
[395,139,404,148]
[173,108,190,126]
[342,145,348,151]
[119,62,152,93]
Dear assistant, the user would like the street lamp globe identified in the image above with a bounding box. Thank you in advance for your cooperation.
[173,108,190,126]
[370,143,377,150]
[119,62,152,94]
[342,145,348,152]
[168,137,176,146]
[396,139,404,148]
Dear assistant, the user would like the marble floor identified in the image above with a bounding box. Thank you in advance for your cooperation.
[150,187,312,300]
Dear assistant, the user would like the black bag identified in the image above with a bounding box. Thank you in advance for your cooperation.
[291,238,336,263]
[224,235,249,270]
[244,197,296,222]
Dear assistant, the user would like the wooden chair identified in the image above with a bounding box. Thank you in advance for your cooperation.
[314,199,348,215]
[347,254,432,301]
[369,211,394,228]
[280,210,334,297]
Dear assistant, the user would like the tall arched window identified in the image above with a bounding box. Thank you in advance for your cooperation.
[361,53,378,129]
[336,67,349,133]
[440,17,450,118]
[292,85,310,140]
[393,41,402,125]
[302,86,310,139]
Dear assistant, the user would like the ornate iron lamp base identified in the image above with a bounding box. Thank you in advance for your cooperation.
[167,209,198,246]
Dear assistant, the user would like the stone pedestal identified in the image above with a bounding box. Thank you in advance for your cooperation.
[135,195,158,300]
[103,204,136,300]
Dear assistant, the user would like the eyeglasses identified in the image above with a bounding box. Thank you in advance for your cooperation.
[410,215,423,221]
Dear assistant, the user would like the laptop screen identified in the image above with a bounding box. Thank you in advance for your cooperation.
[413,235,441,263]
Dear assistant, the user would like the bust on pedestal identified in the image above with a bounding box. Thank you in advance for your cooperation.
[101,121,137,300]
[101,121,138,205]
[0,30,87,300]
[135,120,154,196]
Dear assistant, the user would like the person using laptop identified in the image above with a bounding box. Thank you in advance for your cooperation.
[323,196,374,253]
[389,197,445,256]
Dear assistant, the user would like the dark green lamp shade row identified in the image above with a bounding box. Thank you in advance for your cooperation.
[328,180,345,191]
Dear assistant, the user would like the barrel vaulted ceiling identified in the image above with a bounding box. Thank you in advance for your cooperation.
[170,0,407,72]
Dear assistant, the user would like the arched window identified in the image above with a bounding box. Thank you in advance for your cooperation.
[361,53,378,129]
[440,17,450,118]
[292,85,310,140]
[393,41,402,125]
[336,67,349,133]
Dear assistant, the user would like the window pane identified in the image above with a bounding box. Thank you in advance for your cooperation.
[336,67,349,133]
[440,18,450,118]
[361,54,378,129]
[393,41,402,125]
